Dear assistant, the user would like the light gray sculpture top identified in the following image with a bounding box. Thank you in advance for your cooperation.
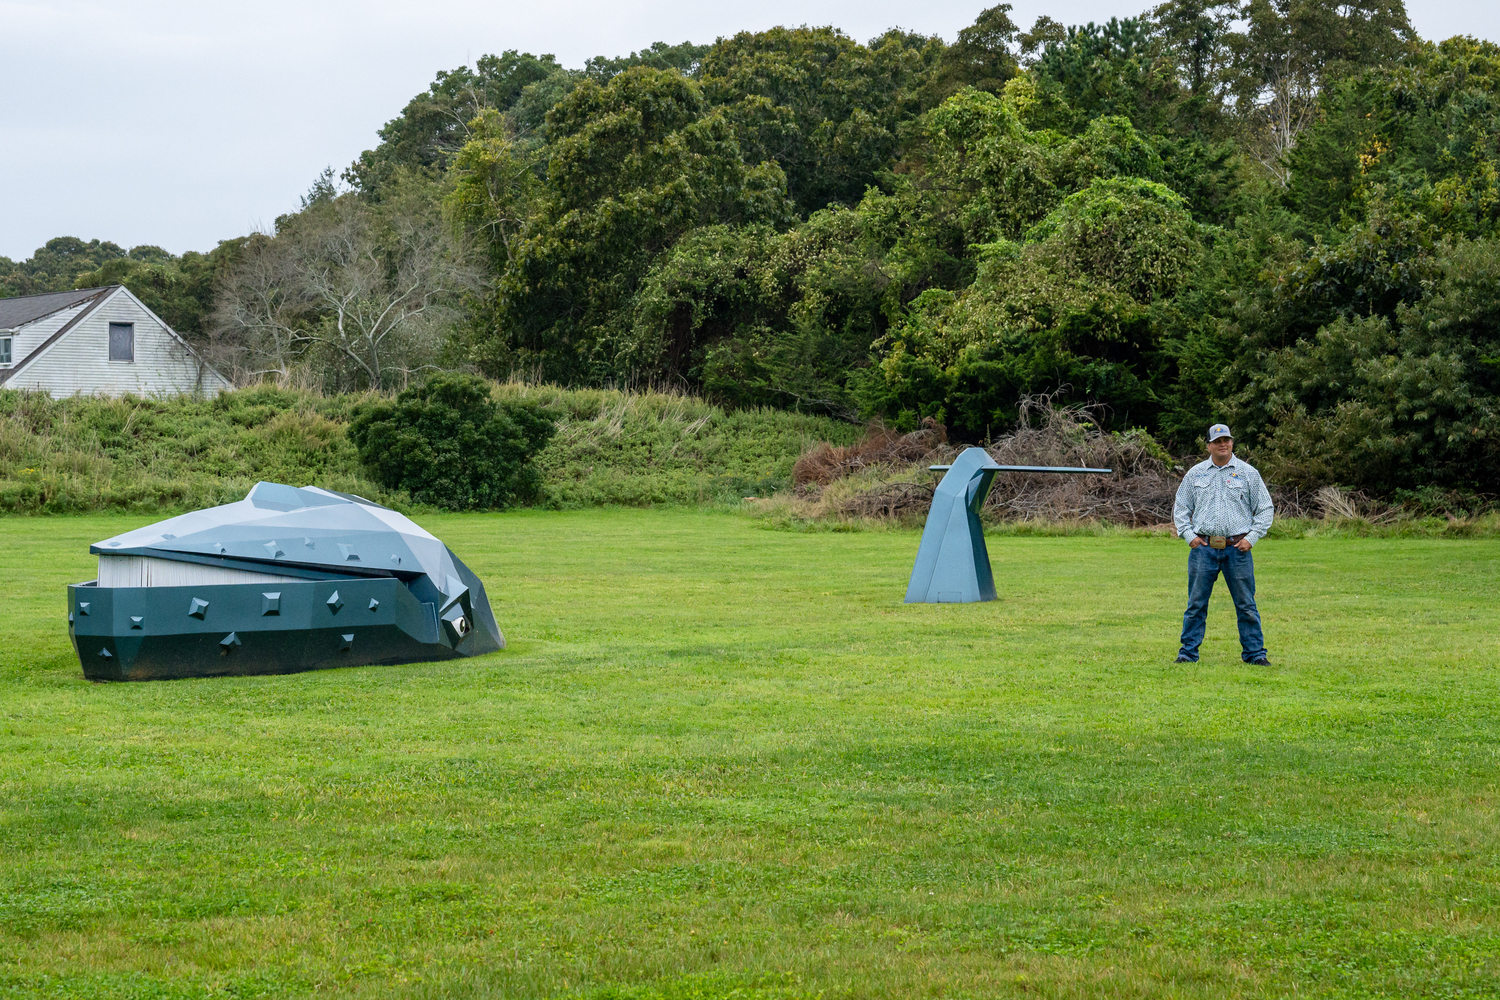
[93,482,474,610]
[904,447,1111,603]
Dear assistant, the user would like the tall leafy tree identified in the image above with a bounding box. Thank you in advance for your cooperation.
[1,237,128,297]
[497,67,793,381]
[72,244,240,338]
[1286,36,1500,233]
[442,110,546,376]
[701,26,944,215]
[1234,0,1415,185]
[839,90,1202,436]
[1018,17,1068,62]
[1149,0,1244,136]
[626,212,895,416]
[868,176,1201,437]
[347,51,567,195]
[1228,235,1500,490]
[584,41,711,83]
[927,4,1022,100]
[1032,18,1182,134]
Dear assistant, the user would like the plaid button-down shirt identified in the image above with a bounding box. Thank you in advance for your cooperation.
[1173,456,1275,546]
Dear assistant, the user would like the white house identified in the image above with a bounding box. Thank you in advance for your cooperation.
[0,284,231,397]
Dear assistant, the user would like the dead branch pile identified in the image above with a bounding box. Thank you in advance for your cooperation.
[978,399,1177,525]
[796,398,1339,525]
[839,481,937,518]
[818,399,1178,524]
[793,418,947,486]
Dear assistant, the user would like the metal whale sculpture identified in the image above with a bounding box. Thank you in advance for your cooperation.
[69,482,504,680]
[905,447,1111,603]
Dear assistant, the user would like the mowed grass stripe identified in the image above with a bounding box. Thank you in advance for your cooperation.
[0,509,1497,998]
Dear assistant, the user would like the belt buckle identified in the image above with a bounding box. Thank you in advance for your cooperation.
[1209,535,1228,549]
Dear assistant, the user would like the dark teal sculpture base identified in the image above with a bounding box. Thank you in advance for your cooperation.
[70,568,502,682]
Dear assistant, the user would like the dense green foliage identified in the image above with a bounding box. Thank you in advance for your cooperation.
[0,237,128,297]
[431,1,1500,495]
[8,1,1500,496]
[495,68,794,384]
[0,385,856,514]
[349,373,556,509]
[4,512,1499,996]
[0,237,236,338]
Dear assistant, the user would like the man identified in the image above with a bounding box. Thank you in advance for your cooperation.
[1172,423,1274,665]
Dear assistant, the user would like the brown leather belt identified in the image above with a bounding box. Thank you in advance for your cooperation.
[1207,533,1247,549]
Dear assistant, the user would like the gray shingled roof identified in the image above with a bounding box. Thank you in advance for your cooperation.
[0,287,109,330]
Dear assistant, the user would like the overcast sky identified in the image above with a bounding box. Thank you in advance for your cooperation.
[1,0,1495,262]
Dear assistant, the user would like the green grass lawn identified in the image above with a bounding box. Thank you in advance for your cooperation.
[1,510,1497,999]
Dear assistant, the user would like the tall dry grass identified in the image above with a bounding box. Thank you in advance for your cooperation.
[487,381,860,507]
[0,386,390,513]
[0,381,861,514]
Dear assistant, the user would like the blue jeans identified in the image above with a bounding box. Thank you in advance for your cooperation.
[1178,544,1267,661]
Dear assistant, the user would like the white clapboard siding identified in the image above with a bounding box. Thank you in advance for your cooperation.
[98,555,305,588]
[6,287,232,398]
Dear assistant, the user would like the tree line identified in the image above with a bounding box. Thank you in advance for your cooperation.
[4,0,1498,498]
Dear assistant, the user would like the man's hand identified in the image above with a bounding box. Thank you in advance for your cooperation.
[1188,535,1205,548]
[1235,537,1252,552]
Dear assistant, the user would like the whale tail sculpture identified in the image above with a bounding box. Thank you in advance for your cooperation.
[904,447,1111,603]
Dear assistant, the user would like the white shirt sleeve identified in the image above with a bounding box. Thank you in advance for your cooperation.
[1173,470,1198,544]
[1246,469,1275,545]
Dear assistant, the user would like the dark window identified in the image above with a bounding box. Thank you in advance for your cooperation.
[0,337,10,364]
[108,322,134,362]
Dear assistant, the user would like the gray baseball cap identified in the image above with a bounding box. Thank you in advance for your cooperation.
[1207,423,1232,441]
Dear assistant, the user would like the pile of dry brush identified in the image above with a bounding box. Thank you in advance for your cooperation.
[793,417,950,487]
[792,399,1324,525]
